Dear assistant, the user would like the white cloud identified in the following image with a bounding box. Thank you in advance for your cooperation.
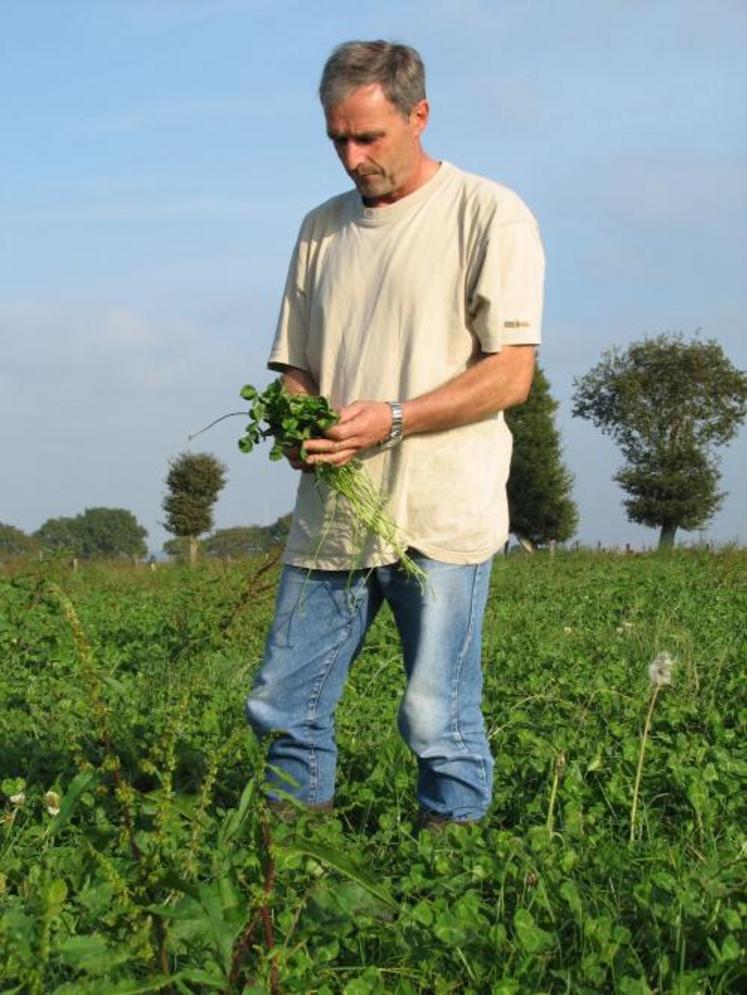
[101,309,160,348]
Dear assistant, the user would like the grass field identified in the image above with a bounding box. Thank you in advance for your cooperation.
[1,550,745,993]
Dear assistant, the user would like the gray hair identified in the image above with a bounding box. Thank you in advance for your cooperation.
[319,40,426,116]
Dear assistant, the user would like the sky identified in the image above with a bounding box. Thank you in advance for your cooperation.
[2,0,746,554]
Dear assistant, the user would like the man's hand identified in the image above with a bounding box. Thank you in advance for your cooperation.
[303,400,392,467]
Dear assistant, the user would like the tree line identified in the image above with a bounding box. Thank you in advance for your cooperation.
[2,333,744,561]
[0,510,293,563]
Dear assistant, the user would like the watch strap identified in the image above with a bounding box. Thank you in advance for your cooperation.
[380,401,404,448]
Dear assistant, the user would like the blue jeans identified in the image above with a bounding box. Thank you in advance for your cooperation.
[245,554,494,821]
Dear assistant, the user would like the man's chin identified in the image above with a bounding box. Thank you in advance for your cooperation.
[354,175,387,196]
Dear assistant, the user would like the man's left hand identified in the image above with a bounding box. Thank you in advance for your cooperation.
[303,400,392,466]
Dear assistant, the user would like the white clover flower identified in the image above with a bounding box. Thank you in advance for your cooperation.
[45,791,61,817]
[563,626,573,635]
[9,793,25,807]
[648,652,674,687]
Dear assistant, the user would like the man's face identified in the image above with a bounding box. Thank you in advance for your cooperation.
[325,83,429,206]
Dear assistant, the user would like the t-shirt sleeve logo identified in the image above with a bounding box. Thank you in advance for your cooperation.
[504,320,531,329]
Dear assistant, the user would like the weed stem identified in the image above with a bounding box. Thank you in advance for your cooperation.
[630,684,661,843]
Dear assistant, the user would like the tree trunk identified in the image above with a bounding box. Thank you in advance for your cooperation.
[658,523,677,549]
[188,535,198,566]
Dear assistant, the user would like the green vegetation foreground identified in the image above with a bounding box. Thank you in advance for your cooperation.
[1,551,745,993]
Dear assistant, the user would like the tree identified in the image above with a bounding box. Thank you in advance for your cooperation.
[34,516,84,555]
[267,512,293,545]
[572,333,747,547]
[162,452,227,565]
[76,507,148,559]
[0,523,40,558]
[202,513,294,559]
[505,366,578,546]
[34,508,148,559]
[163,537,193,562]
[204,526,268,559]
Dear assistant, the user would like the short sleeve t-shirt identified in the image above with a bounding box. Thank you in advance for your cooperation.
[267,161,545,568]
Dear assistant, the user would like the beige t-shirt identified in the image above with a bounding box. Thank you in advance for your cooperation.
[267,161,545,568]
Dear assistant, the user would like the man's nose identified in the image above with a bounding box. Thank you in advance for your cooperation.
[340,141,367,172]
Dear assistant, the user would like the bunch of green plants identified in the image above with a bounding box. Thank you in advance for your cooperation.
[238,379,426,586]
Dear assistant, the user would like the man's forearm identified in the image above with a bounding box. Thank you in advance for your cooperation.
[401,345,536,437]
[277,365,318,396]
[299,344,536,467]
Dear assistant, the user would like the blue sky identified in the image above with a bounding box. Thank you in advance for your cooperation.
[2,0,745,552]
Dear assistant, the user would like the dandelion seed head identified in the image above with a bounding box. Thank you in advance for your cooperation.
[648,652,674,687]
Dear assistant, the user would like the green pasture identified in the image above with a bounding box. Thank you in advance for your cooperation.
[1,550,745,993]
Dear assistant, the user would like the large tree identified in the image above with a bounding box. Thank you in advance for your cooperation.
[34,508,148,559]
[572,333,747,547]
[505,365,578,546]
[76,507,148,559]
[162,452,227,565]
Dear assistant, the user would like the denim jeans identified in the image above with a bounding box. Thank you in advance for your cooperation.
[245,553,494,821]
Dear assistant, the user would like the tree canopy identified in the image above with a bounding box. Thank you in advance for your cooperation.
[162,452,227,565]
[204,526,268,559]
[572,333,747,547]
[34,508,148,559]
[166,514,293,561]
[203,514,294,559]
[505,366,577,546]
[34,516,84,555]
[0,523,40,559]
[77,508,148,559]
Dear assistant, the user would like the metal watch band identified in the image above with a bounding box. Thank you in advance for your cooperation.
[380,401,404,448]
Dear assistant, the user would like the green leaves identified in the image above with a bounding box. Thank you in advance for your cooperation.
[1,551,746,992]
[236,379,427,584]
[572,333,747,545]
[513,908,555,954]
[46,770,100,839]
[162,451,227,546]
[506,364,578,545]
[237,377,339,459]
[282,839,397,912]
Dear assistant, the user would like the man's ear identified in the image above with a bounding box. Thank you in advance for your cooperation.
[410,99,430,137]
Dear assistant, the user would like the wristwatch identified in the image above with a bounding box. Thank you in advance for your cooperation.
[380,401,404,449]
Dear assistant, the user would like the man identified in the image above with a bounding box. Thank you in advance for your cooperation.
[246,40,544,826]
